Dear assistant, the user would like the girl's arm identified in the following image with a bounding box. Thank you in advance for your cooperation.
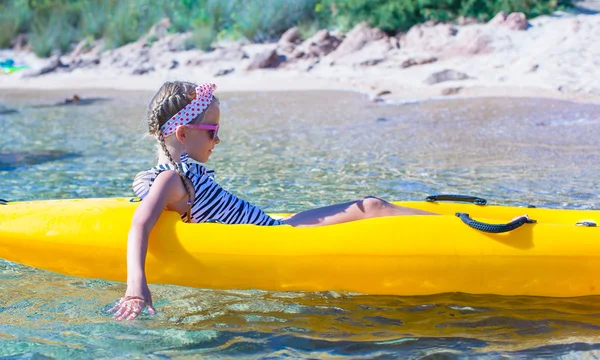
[109,170,187,321]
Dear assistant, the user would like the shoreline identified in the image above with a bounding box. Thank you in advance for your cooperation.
[1,10,599,106]
[1,69,599,106]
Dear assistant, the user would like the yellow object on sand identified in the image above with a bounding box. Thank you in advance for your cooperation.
[0,197,598,297]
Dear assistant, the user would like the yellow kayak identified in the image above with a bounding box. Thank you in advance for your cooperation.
[0,196,598,297]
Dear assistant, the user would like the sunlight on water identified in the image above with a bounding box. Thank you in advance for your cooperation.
[1,90,599,358]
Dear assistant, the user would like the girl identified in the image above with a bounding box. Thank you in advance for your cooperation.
[108,81,435,321]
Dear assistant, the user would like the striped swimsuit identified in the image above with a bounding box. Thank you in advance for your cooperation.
[132,161,284,226]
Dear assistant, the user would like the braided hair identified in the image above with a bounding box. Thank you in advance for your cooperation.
[147,81,219,222]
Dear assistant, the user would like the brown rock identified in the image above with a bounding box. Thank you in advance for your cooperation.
[488,11,528,31]
[329,22,386,58]
[446,27,494,56]
[505,12,528,31]
[247,49,283,70]
[401,56,437,68]
[280,27,301,44]
[401,23,457,53]
[424,69,471,85]
[300,30,341,57]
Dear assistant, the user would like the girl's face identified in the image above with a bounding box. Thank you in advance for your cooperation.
[177,102,221,163]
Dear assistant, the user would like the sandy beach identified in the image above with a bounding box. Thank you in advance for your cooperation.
[1,9,599,105]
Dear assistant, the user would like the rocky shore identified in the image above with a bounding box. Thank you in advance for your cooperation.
[1,9,599,104]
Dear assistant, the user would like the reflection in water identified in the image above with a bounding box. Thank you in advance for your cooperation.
[0,90,599,358]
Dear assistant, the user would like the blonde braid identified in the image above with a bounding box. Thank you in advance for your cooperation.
[148,82,199,222]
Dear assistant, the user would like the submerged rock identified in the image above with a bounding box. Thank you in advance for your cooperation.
[31,95,111,108]
[0,150,81,171]
[0,106,18,115]
[425,69,472,85]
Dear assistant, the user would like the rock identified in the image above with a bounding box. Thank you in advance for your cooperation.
[215,68,234,76]
[424,69,471,85]
[401,56,437,68]
[402,23,458,53]
[528,64,539,73]
[168,59,179,69]
[0,150,80,171]
[376,90,391,97]
[488,11,528,31]
[0,106,18,115]
[23,56,67,77]
[247,49,284,70]
[389,36,400,49]
[505,12,528,31]
[68,55,101,70]
[132,63,155,75]
[441,87,463,95]
[280,27,301,44]
[329,22,386,59]
[300,30,342,58]
[329,36,391,66]
[278,40,297,54]
[446,27,494,56]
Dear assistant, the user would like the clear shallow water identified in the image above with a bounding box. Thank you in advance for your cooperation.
[1,90,600,358]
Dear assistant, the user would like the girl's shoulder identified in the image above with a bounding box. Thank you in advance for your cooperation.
[133,162,216,198]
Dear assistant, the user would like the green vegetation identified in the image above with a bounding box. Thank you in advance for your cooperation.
[0,0,572,57]
[322,0,574,32]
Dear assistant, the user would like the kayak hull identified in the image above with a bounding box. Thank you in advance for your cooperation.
[0,198,598,297]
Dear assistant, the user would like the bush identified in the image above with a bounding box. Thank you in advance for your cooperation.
[0,0,30,47]
[0,0,572,57]
[321,0,573,32]
[29,12,78,57]
[232,0,317,42]
[104,0,162,49]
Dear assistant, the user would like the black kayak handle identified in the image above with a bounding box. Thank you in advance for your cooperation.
[426,194,487,205]
[456,213,536,233]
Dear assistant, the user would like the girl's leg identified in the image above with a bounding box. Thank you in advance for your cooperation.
[281,196,436,227]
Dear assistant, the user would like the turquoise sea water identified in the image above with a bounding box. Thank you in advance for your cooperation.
[1,90,599,358]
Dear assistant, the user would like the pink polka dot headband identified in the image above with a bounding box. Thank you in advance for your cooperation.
[159,82,217,137]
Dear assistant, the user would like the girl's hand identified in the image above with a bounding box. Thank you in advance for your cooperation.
[107,284,157,321]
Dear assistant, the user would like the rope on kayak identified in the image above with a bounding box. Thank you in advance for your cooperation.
[426,194,487,205]
[456,213,536,233]
[0,199,7,205]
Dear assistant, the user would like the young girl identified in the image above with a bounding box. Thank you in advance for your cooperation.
[108,81,435,321]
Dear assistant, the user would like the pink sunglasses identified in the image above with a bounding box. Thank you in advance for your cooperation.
[185,124,220,140]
